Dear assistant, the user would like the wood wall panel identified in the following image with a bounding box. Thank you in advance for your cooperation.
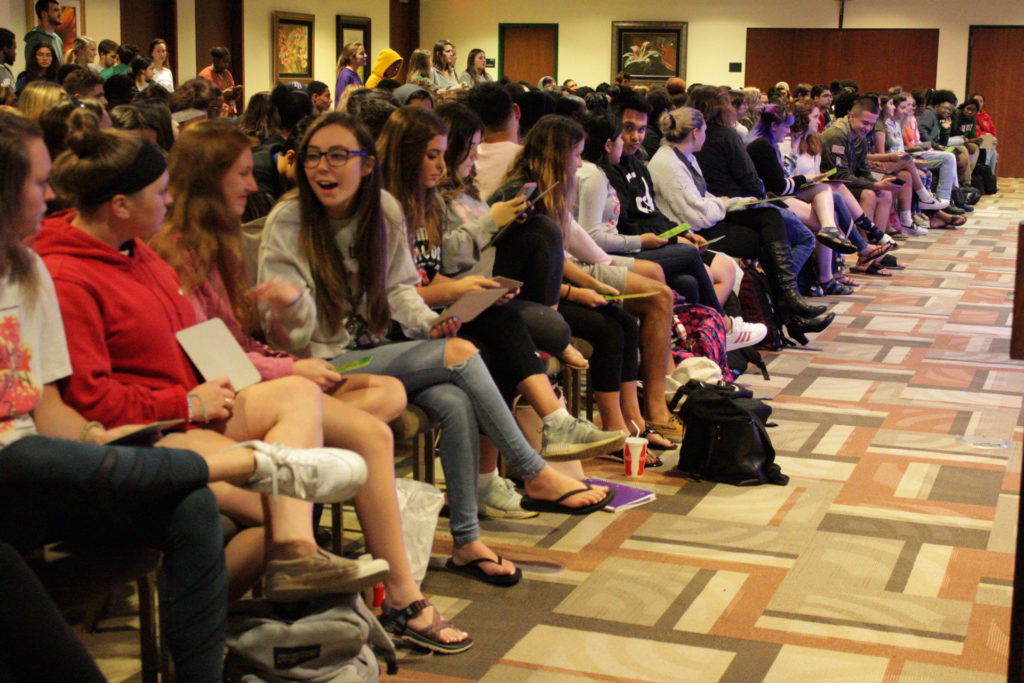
[745,29,938,93]
[121,0,177,77]
[194,0,243,86]
[500,24,557,85]
[968,27,1024,178]
[389,0,419,83]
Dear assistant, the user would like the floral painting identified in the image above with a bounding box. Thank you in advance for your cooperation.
[612,22,687,83]
[272,12,314,84]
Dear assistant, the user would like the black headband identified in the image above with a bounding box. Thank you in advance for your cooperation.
[81,140,167,206]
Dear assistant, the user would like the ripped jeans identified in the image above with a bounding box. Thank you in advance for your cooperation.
[332,339,547,544]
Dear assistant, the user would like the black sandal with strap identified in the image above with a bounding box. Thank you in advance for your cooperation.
[380,599,474,654]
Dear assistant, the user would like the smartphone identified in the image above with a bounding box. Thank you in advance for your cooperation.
[517,182,538,200]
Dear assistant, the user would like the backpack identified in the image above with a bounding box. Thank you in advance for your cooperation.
[670,301,733,379]
[224,593,398,683]
[736,260,792,351]
[669,380,788,486]
[972,164,998,195]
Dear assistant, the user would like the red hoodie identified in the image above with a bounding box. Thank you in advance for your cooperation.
[31,210,200,427]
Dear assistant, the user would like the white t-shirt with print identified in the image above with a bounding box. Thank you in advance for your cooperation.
[0,253,72,447]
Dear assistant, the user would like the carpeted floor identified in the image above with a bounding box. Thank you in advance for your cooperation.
[90,181,1023,682]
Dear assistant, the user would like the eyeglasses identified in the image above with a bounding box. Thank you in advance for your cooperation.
[301,147,369,169]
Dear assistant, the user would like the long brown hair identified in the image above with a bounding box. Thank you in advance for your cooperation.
[294,112,389,337]
[789,98,823,157]
[151,120,256,331]
[436,102,484,201]
[377,106,448,247]
[0,111,42,299]
[502,114,584,235]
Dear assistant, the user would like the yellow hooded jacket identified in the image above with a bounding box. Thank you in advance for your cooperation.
[365,49,403,88]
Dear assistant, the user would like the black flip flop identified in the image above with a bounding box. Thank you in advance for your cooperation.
[520,485,615,515]
[445,556,522,587]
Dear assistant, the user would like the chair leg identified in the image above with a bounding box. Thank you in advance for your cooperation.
[425,429,437,485]
[137,572,161,683]
[331,502,343,556]
[584,368,594,422]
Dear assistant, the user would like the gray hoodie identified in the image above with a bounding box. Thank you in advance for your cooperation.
[257,191,435,359]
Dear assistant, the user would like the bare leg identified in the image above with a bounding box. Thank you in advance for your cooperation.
[708,254,736,306]
[621,271,673,423]
[332,373,407,423]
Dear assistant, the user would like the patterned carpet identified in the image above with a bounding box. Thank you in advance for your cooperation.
[88,182,1023,682]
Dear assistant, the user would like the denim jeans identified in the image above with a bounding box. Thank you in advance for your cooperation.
[0,435,227,683]
[333,340,547,544]
[833,194,868,250]
[635,241,723,312]
[779,207,816,272]
[915,150,957,199]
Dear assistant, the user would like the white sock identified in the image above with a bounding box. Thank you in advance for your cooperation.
[541,407,572,429]
[899,210,913,226]
[916,187,933,201]
[478,469,498,489]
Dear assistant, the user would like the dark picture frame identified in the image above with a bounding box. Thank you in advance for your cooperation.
[611,21,687,83]
[272,11,314,85]
[336,15,372,84]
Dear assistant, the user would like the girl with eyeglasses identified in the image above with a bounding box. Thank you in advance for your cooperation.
[259,112,616,650]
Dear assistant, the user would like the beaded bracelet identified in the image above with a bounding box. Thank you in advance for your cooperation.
[80,420,103,443]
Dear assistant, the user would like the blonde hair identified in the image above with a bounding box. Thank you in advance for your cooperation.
[67,36,96,65]
[18,80,69,121]
[336,42,363,74]
[660,107,705,145]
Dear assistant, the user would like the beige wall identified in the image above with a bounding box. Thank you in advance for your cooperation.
[3,0,389,95]
[420,0,1024,99]
[8,0,1024,98]
[241,0,389,95]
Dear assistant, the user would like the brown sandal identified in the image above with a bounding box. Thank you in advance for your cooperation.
[380,599,474,654]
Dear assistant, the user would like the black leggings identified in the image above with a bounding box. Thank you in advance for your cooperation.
[0,436,227,683]
[699,206,787,260]
[635,241,723,313]
[458,304,545,403]
[558,302,639,393]
[492,214,564,306]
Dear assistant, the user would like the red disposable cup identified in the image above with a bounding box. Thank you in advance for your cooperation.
[624,437,647,476]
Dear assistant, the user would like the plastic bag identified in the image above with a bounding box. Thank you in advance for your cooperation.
[394,478,444,583]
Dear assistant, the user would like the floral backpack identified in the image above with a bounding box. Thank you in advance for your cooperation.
[670,299,736,381]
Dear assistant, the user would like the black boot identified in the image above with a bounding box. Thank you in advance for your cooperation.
[760,241,828,319]
[786,312,835,345]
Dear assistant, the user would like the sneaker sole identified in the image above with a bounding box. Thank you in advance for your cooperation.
[541,432,627,461]
[479,504,540,519]
[265,559,390,602]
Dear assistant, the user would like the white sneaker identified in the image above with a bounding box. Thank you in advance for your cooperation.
[902,224,929,236]
[478,476,538,519]
[726,316,768,351]
[236,440,368,503]
[917,196,950,211]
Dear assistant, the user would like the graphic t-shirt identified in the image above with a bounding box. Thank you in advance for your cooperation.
[0,254,72,446]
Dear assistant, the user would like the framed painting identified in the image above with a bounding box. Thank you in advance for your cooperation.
[272,11,314,85]
[336,15,371,83]
[26,0,85,58]
[611,21,687,83]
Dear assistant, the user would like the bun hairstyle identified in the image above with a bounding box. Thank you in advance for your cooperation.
[38,99,103,158]
[659,107,704,145]
[51,128,166,213]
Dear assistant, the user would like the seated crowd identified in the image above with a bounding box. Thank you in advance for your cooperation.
[0,5,999,679]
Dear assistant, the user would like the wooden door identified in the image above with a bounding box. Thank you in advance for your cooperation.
[968,26,1024,177]
[389,0,419,83]
[499,24,557,85]
[194,0,243,86]
[121,0,177,78]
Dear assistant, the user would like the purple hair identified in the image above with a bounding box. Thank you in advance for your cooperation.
[750,103,794,146]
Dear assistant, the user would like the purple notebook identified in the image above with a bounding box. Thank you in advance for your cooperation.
[584,477,656,512]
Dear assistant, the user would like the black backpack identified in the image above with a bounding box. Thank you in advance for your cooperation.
[972,164,998,195]
[670,380,788,486]
[736,261,793,351]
